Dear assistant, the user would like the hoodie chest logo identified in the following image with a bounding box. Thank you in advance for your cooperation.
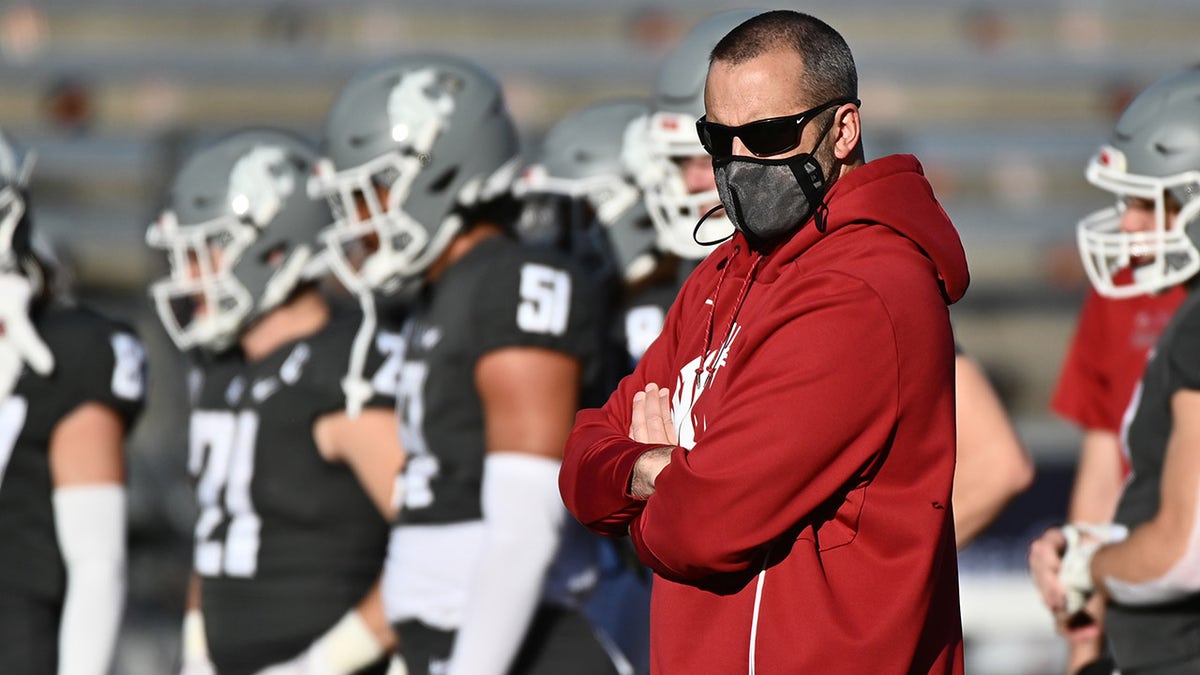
[672,322,741,449]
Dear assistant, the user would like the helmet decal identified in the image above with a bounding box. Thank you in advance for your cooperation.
[386,67,458,152]
[228,144,296,227]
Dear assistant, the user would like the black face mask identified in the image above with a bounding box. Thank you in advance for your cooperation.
[713,152,828,248]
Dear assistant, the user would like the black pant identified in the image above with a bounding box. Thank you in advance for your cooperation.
[396,605,620,675]
[0,590,60,675]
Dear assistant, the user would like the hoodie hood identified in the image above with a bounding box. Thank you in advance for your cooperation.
[723,154,969,304]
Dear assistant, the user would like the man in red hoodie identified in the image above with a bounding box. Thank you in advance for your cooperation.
[559,10,968,674]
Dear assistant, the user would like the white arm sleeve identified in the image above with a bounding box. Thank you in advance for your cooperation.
[53,484,127,675]
[446,453,565,675]
[1105,495,1200,605]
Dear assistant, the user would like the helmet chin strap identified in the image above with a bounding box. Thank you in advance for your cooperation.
[260,246,312,312]
[342,289,377,419]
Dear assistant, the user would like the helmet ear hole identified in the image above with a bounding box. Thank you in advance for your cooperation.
[429,167,457,194]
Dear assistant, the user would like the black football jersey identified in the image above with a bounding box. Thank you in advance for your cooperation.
[0,305,146,602]
[615,258,699,372]
[1107,289,1200,671]
[394,235,599,525]
[190,310,400,674]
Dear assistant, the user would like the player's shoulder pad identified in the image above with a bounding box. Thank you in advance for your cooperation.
[468,237,602,357]
[36,304,148,418]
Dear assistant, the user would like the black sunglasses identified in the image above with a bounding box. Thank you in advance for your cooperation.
[695,98,860,158]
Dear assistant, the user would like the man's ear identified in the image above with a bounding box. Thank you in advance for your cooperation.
[832,103,861,162]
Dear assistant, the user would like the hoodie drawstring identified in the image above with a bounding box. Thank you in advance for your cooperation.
[695,248,763,389]
[695,251,734,389]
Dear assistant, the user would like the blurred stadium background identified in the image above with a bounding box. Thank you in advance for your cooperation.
[0,0,1194,672]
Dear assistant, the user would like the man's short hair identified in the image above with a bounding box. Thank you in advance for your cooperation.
[710,10,858,106]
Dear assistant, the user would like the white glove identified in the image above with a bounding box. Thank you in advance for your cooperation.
[179,609,217,675]
[1059,523,1129,615]
[0,273,52,398]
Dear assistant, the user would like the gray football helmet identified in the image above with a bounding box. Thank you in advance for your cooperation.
[146,128,330,352]
[1078,67,1200,297]
[309,54,522,295]
[515,98,657,282]
[623,9,764,260]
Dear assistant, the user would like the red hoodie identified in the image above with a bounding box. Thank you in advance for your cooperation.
[561,155,968,674]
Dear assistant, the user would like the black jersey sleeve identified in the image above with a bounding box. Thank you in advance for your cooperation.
[41,307,147,428]
[469,251,601,365]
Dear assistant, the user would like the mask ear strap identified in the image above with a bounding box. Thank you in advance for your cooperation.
[693,203,734,246]
[790,110,841,234]
[786,157,828,233]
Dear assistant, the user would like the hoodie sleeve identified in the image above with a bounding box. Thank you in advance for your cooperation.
[559,274,695,536]
[630,271,904,580]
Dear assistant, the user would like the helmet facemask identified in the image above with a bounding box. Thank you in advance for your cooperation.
[147,132,328,353]
[626,112,732,260]
[310,151,454,297]
[1076,146,1200,298]
[0,185,27,275]
[0,147,39,283]
[312,59,528,299]
[146,210,258,352]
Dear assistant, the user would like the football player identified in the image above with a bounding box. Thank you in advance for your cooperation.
[514,97,654,392]
[1029,66,1200,674]
[513,98,655,675]
[146,128,405,675]
[309,54,618,675]
[0,129,146,675]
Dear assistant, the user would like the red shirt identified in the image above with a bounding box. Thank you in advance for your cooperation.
[1052,284,1186,433]
[561,156,966,674]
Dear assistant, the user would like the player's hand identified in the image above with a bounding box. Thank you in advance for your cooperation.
[1027,521,1108,638]
[0,273,52,398]
[1028,526,1069,614]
